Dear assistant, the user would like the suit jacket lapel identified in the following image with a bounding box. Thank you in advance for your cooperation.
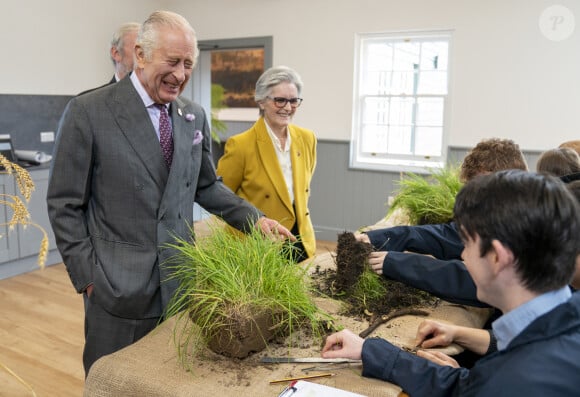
[168,98,195,176]
[109,78,168,189]
[256,119,294,214]
[158,98,197,218]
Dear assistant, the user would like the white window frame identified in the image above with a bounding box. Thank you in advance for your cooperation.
[350,30,452,174]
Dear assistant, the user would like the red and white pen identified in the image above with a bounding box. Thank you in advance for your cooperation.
[277,380,298,397]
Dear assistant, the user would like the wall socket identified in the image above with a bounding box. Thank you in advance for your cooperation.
[40,131,55,142]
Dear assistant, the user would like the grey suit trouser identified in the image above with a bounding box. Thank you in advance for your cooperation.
[83,292,159,377]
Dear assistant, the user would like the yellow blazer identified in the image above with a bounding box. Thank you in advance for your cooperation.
[216,117,317,257]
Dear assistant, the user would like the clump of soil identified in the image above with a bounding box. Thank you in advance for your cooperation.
[334,232,373,291]
[312,232,439,319]
[206,308,280,359]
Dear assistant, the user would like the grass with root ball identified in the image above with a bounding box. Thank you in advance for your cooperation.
[163,224,334,368]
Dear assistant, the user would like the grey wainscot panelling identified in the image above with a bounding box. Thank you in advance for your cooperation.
[206,132,541,242]
[308,141,541,242]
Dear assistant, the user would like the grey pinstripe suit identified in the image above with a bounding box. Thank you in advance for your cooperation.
[47,76,261,371]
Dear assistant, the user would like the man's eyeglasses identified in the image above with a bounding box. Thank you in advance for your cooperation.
[267,96,303,108]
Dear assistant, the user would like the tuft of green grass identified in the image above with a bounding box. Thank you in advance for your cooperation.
[163,224,334,367]
[351,269,387,311]
[387,166,463,225]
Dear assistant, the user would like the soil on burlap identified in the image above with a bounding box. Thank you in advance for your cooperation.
[312,231,440,319]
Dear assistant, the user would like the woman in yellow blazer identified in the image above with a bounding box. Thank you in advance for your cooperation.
[216,66,317,261]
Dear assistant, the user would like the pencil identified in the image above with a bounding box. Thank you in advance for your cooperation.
[269,372,335,384]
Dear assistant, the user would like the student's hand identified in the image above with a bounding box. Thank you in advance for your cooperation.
[256,217,296,241]
[321,329,364,360]
[354,232,370,244]
[415,319,457,348]
[416,350,460,368]
[368,251,387,275]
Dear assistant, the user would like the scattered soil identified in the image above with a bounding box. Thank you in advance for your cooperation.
[311,232,440,320]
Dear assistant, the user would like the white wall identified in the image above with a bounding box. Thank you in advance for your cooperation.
[2,0,578,150]
[1,0,159,95]
[171,0,579,150]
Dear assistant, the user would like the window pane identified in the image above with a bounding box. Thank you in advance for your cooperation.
[416,97,444,126]
[390,71,416,95]
[419,41,448,71]
[393,42,420,72]
[366,43,393,71]
[363,43,392,95]
[418,71,447,94]
[388,125,413,155]
[389,97,414,125]
[362,71,394,95]
[361,124,388,153]
[415,127,442,156]
[363,97,389,125]
[418,41,448,94]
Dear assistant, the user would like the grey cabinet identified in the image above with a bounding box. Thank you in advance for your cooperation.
[0,167,61,280]
[17,169,56,258]
[0,173,20,263]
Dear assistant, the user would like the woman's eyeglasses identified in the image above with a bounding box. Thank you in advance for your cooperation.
[267,96,303,108]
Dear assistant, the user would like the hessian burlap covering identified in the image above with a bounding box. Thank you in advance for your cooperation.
[84,250,491,397]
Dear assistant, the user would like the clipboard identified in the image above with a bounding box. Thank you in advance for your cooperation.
[277,380,367,397]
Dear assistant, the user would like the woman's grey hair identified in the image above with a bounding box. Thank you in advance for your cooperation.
[110,22,140,65]
[255,66,303,115]
[137,10,199,66]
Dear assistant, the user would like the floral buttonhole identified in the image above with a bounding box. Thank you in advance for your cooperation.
[183,112,203,145]
[193,130,203,145]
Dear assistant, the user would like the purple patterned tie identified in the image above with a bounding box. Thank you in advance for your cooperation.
[156,104,174,167]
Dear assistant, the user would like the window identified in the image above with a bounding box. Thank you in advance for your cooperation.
[351,31,451,172]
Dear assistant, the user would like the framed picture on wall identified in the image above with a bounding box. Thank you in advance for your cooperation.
[211,48,264,122]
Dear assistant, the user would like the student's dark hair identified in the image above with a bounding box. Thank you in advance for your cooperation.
[454,170,580,293]
[536,147,580,177]
[567,180,580,203]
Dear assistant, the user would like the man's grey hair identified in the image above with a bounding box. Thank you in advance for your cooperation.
[110,22,140,65]
[137,10,199,66]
